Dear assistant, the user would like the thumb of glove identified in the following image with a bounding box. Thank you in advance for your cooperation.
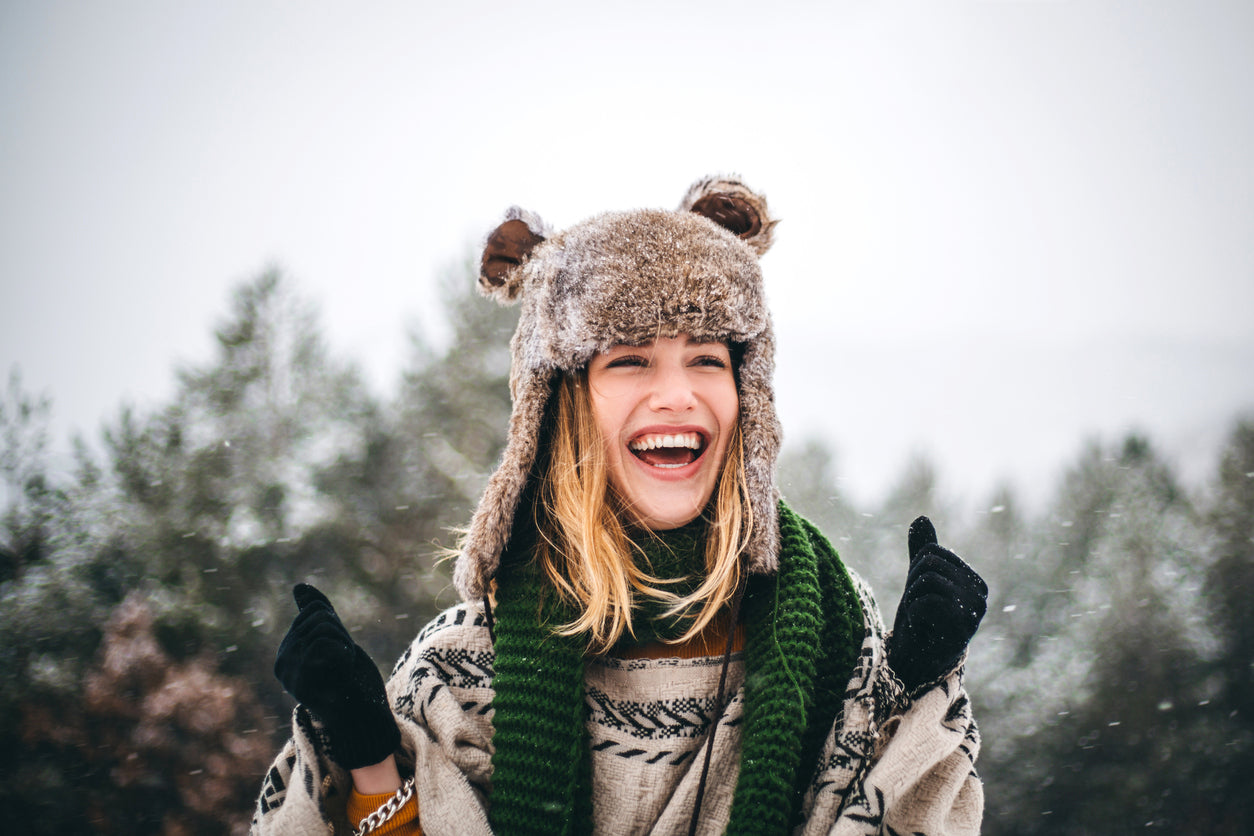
[293,582,333,612]
[907,515,938,563]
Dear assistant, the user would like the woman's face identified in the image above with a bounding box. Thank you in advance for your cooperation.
[586,335,739,530]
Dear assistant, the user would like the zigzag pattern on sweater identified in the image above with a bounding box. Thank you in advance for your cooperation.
[586,685,746,741]
[409,647,494,690]
[393,645,495,723]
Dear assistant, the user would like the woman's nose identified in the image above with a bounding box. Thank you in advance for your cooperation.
[647,364,697,412]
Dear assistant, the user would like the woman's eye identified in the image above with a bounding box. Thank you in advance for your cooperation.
[606,355,648,369]
[693,355,729,369]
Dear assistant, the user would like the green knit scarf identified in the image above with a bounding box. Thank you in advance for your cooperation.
[487,502,862,836]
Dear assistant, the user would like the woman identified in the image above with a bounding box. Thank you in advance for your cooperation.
[251,176,988,835]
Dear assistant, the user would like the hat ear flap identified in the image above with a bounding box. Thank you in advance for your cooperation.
[479,207,549,302]
[680,175,778,257]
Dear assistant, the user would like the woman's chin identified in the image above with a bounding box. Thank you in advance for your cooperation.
[623,487,709,531]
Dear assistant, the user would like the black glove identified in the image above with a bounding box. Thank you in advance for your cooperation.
[274,583,400,769]
[887,516,988,695]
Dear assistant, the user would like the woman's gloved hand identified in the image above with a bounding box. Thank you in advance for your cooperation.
[274,583,400,769]
[887,516,988,696]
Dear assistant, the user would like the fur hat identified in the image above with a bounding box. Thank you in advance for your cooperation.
[454,175,782,600]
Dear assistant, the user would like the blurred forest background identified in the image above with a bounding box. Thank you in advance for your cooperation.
[2,266,1251,835]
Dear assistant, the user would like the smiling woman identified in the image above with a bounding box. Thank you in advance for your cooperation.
[252,176,988,836]
[588,337,739,530]
[531,338,748,657]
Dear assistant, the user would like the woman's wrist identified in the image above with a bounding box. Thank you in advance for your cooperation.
[350,754,402,795]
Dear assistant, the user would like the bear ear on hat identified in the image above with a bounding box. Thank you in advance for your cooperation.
[680,175,778,257]
[478,206,549,303]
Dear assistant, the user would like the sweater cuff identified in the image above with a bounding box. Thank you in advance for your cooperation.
[346,785,420,835]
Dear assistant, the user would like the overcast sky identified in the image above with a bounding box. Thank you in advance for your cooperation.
[2,0,1252,509]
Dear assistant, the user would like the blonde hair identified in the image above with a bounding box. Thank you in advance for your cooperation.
[533,370,752,655]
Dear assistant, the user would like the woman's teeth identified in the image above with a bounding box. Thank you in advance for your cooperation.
[629,432,701,452]
[629,433,702,469]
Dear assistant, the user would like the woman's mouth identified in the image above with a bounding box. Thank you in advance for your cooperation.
[628,431,706,469]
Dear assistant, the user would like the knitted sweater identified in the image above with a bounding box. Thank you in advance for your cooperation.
[251,511,982,835]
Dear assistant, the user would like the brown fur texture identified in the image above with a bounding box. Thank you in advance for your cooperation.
[456,175,782,600]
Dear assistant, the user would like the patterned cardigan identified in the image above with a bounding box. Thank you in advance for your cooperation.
[250,570,982,836]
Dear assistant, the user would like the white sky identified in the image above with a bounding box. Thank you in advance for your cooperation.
[2,0,1252,508]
